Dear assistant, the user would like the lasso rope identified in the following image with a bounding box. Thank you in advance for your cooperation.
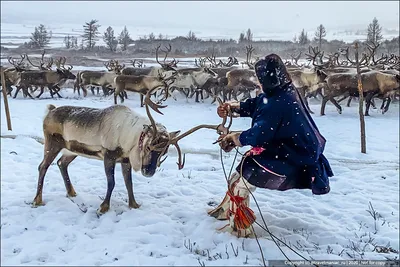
[219,147,319,267]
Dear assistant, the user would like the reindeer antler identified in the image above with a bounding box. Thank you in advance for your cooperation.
[244,45,256,69]
[155,43,178,70]
[168,97,233,169]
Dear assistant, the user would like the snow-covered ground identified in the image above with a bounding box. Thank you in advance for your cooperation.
[1,22,399,48]
[1,88,399,266]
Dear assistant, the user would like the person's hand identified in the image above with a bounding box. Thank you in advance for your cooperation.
[217,101,240,118]
[219,132,242,153]
[217,103,231,118]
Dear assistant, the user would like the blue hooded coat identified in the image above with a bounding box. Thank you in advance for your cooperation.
[235,54,333,195]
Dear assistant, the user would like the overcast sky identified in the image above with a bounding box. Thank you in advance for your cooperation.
[1,1,399,32]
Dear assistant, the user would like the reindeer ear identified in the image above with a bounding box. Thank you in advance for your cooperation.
[169,130,181,139]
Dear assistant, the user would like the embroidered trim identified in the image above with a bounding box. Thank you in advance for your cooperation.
[245,148,287,178]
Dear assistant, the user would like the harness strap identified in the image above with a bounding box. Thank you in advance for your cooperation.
[138,131,146,151]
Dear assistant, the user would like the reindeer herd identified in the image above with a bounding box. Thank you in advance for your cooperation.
[1,42,399,116]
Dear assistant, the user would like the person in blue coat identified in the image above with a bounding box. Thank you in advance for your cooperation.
[208,53,333,237]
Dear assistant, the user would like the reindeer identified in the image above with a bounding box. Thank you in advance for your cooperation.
[25,50,55,95]
[32,87,233,214]
[313,71,400,116]
[171,67,219,103]
[351,69,400,114]
[113,70,177,105]
[16,57,76,98]
[224,68,258,101]
[289,69,328,114]
[4,54,39,98]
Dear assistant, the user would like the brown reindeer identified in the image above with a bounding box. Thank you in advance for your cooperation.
[314,71,400,116]
[17,57,76,98]
[224,68,258,101]
[113,70,177,105]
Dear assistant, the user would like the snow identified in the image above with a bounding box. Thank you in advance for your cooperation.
[1,87,399,266]
[1,22,399,49]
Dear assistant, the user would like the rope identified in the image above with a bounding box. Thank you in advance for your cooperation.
[219,147,319,267]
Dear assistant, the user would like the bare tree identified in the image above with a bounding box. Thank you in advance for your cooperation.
[367,17,383,44]
[118,26,133,51]
[298,29,309,45]
[314,24,326,49]
[103,26,118,52]
[30,24,52,48]
[82,19,100,50]
[158,33,164,40]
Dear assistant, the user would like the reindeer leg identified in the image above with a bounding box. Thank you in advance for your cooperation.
[14,86,27,99]
[33,134,64,207]
[195,89,200,103]
[201,89,204,103]
[364,92,376,116]
[380,98,386,110]
[57,155,78,197]
[113,91,119,105]
[370,97,377,109]
[121,160,140,209]
[54,86,63,98]
[346,96,352,107]
[140,94,144,107]
[80,85,87,97]
[13,86,22,98]
[329,97,342,114]
[98,150,117,214]
[382,98,391,114]
[320,96,330,116]
[90,86,95,95]
[36,86,45,98]
[23,86,34,99]
[119,92,125,103]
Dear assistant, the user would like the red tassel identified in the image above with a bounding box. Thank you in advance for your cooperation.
[227,190,256,230]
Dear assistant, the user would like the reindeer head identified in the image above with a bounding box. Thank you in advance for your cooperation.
[138,121,180,177]
[316,69,328,82]
[55,57,76,80]
[202,67,218,77]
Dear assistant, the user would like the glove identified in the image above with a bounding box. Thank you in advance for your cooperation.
[218,132,242,153]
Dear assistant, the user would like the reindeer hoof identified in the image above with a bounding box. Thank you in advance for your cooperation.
[97,203,110,215]
[32,198,45,208]
[66,191,77,198]
[129,202,140,209]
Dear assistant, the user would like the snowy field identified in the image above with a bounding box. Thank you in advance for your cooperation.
[1,87,399,266]
[1,22,399,48]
